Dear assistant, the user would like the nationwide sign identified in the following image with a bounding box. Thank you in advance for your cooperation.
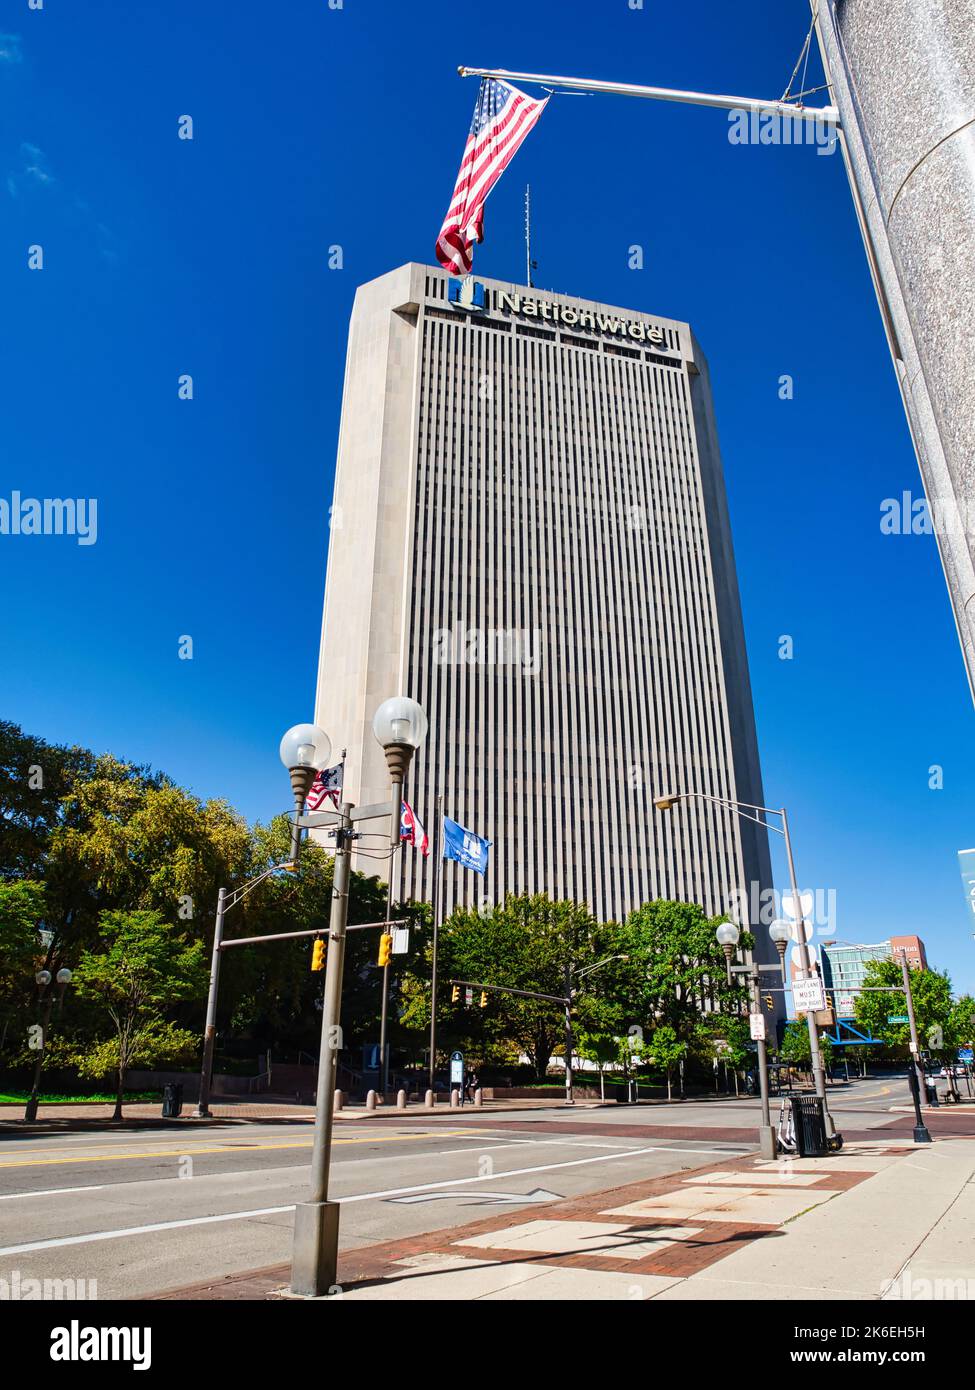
[494,289,669,345]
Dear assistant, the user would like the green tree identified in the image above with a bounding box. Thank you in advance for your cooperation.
[576,1029,622,1099]
[853,960,955,1059]
[71,910,207,1117]
[0,879,47,1057]
[612,900,750,1047]
[401,894,613,1079]
[780,1018,833,1069]
[0,721,96,881]
[644,1024,686,1100]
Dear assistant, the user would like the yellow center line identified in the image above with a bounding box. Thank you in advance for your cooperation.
[0,1129,474,1170]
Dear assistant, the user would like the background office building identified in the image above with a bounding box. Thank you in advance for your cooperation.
[821,936,928,1015]
[315,263,774,945]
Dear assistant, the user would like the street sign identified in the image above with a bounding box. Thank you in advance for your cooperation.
[959,1048,973,1063]
[889,1015,909,1024]
[391,927,409,955]
[749,1013,767,1041]
[836,994,857,1017]
[792,976,827,1013]
[449,1050,464,1085]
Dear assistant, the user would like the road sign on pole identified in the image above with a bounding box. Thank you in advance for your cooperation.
[792,976,827,1014]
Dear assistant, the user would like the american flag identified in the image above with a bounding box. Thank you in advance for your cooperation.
[400,800,429,856]
[305,763,342,811]
[436,78,549,276]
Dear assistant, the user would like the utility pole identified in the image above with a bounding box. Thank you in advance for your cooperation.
[563,962,574,1107]
[898,948,927,1103]
[378,771,404,1098]
[781,806,835,1139]
[196,887,226,1119]
[291,803,353,1295]
[427,794,443,1095]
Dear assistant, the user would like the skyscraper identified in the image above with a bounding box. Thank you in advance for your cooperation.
[314,262,772,943]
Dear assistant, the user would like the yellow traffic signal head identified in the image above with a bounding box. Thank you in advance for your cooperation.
[764,994,774,1011]
[378,933,392,967]
[480,991,488,1008]
[311,938,326,972]
[451,985,460,1004]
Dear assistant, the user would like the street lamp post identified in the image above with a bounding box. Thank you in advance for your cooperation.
[655,790,840,1145]
[289,699,426,1297]
[24,968,72,1123]
[194,858,299,1120]
[373,698,427,1098]
[715,920,788,1160]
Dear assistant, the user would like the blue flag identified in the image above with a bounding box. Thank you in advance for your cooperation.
[442,816,491,875]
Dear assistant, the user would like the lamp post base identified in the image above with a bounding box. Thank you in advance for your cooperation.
[24,1096,39,1123]
[913,1125,933,1145]
[758,1125,778,1161]
[290,1201,341,1296]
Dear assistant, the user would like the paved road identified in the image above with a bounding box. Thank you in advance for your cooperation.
[0,1078,908,1298]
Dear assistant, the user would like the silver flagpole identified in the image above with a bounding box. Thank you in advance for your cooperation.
[459,66,840,124]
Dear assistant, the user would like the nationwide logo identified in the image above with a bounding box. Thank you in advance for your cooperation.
[448,276,486,312]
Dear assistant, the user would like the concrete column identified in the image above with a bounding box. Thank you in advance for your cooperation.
[814,1,975,700]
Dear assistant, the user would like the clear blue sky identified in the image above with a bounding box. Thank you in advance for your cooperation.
[2,1,973,995]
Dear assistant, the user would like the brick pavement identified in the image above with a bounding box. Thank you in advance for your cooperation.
[154,1139,914,1301]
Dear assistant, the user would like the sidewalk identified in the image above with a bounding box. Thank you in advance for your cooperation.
[156,1133,975,1301]
[0,1096,602,1131]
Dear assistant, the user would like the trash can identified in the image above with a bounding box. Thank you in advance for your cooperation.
[925,1082,939,1107]
[790,1095,828,1157]
[162,1082,184,1118]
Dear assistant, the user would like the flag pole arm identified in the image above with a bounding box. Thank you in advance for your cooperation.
[457,66,840,125]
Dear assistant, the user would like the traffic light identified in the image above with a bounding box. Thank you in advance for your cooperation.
[311,938,325,972]
[451,985,460,1004]
[479,991,488,1008]
[378,933,392,967]
[763,994,774,1011]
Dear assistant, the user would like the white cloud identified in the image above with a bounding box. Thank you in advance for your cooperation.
[0,34,23,65]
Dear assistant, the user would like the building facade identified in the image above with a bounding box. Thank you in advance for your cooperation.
[314,263,773,943]
[821,936,928,1016]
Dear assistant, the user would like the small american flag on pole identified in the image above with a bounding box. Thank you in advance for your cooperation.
[306,763,342,811]
[436,78,549,275]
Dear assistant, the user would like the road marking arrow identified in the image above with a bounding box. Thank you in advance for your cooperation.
[388,1186,562,1206]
